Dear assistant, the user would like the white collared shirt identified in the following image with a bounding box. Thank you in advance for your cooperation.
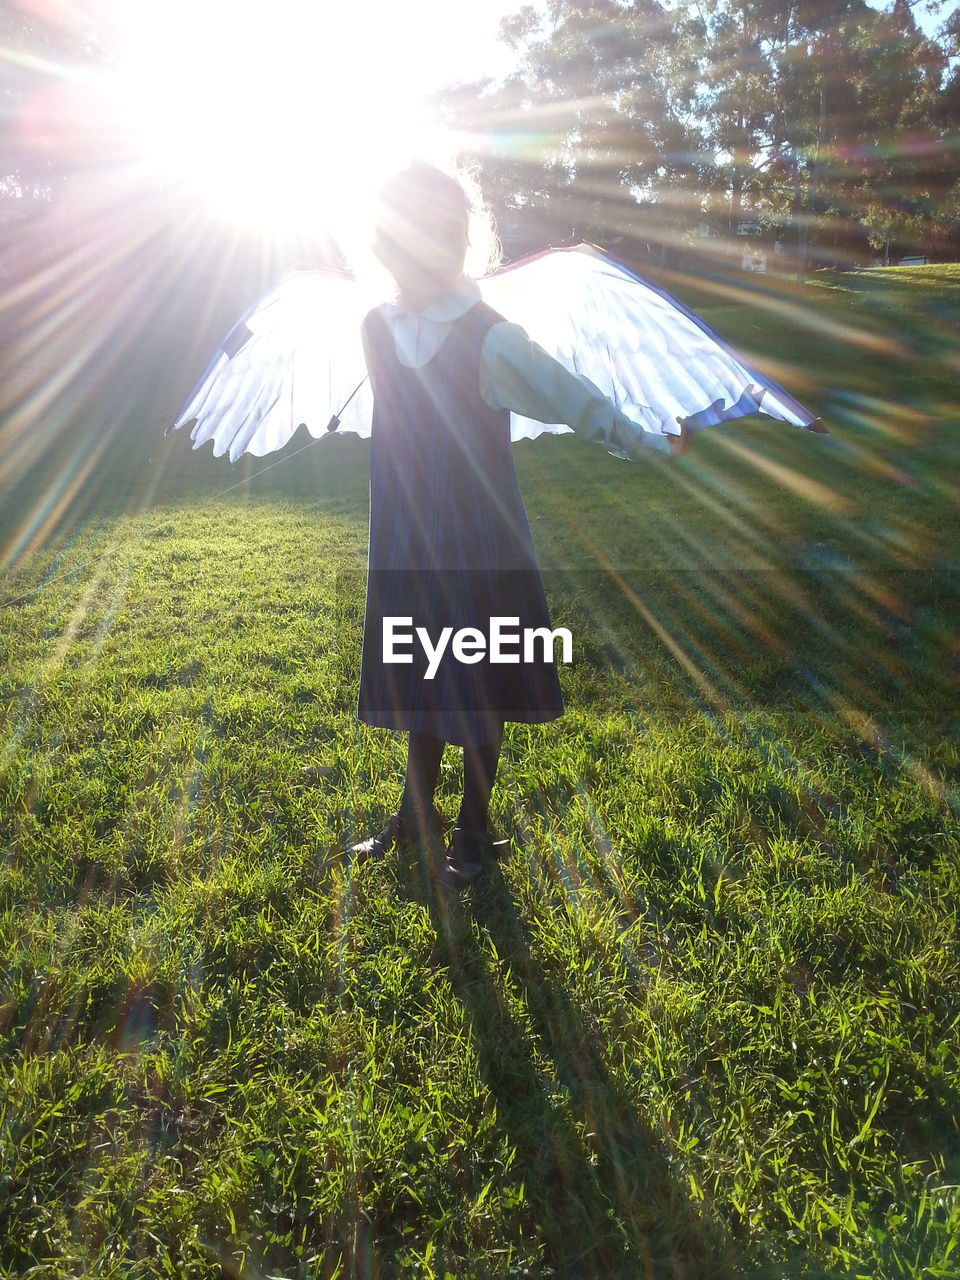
[373,276,671,459]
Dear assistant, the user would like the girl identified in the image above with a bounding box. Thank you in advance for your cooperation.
[351,162,687,888]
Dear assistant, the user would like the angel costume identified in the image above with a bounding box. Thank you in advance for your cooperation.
[356,276,672,747]
[171,249,822,746]
[172,245,820,467]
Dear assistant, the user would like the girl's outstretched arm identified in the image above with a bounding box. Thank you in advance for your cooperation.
[480,321,688,459]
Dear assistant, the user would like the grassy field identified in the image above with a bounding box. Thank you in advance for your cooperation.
[1,263,959,1278]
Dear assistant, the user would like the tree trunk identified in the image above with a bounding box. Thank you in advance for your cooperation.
[797,83,825,285]
[729,111,744,240]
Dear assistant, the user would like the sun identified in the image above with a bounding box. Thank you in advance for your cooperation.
[106,0,454,239]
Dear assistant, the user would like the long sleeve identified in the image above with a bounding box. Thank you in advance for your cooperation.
[479,320,673,459]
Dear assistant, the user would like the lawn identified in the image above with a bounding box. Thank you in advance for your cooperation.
[1,263,959,1278]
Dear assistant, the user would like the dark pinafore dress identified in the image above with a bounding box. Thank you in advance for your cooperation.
[357,298,565,747]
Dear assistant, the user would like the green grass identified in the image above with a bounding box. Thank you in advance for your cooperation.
[1,265,959,1277]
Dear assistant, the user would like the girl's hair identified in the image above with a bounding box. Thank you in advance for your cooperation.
[377,162,469,234]
[369,160,501,281]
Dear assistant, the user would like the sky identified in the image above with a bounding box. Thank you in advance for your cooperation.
[397,0,520,87]
[52,0,954,238]
[100,0,528,235]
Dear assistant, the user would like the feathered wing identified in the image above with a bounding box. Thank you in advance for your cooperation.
[481,244,821,443]
[171,268,372,462]
[172,244,820,465]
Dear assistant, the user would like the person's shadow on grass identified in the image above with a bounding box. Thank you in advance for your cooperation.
[400,847,737,1280]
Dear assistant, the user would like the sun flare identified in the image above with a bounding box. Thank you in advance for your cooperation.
[106,0,453,238]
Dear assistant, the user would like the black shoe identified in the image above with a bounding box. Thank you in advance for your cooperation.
[436,827,507,890]
[351,805,444,862]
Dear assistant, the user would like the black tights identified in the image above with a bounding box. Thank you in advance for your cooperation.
[400,724,504,833]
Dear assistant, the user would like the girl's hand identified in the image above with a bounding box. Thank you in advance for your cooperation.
[667,418,690,456]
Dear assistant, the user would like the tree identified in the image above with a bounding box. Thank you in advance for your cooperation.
[439,0,956,271]
[434,1,706,258]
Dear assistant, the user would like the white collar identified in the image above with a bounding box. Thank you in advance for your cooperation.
[382,276,481,324]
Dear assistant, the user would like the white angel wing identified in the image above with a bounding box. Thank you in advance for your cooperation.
[481,244,820,443]
[172,243,819,465]
[171,269,372,463]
